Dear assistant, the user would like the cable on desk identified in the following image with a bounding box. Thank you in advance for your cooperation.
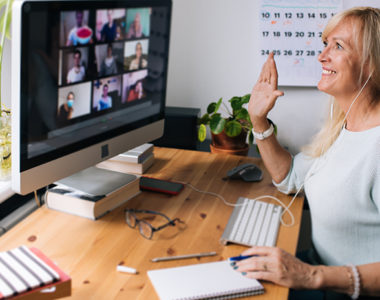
[180,181,298,227]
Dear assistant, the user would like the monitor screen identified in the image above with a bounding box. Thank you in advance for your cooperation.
[12,0,172,194]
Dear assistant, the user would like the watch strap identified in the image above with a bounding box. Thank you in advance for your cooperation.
[252,123,274,140]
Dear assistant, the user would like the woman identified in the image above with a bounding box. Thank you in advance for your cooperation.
[129,42,147,70]
[235,7,380,299]
[127,12,144,39]
[127,80,144,102]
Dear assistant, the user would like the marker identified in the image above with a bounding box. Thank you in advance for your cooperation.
[151,251,217,262]
[116,265,138,274]
[228,255,258,262]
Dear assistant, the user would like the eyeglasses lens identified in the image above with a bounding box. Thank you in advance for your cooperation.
[139,220,153,239]
[126,211,137,228]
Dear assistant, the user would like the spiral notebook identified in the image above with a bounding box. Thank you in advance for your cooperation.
[147,260,264,300]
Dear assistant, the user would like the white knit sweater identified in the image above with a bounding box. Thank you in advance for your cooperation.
[274,126,380,266]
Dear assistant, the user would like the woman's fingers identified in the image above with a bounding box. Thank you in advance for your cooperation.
[259,53,273,82]
[243,270,273,281]
[249,52,284,122]
[233,255,281,283]
[268,52,279,87]
[259,52,278,85]
[273,90,284,97]
[236,256,271,272]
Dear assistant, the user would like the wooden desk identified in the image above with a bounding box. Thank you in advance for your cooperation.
[0,147,304,299]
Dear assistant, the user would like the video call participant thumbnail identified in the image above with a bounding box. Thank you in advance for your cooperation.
[93,76,122,112]
[96,43,124,77]
[97,84,112,110]
[124,40,149,71]
[96,9,126,42]
[61,10,93,47]
[127,80,145,102]
[57,91,75,127]
[66,49,86,84]
[122,70,147,103]
[126,8,151,39]
[56,82,92,128]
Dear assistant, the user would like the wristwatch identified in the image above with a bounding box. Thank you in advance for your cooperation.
[252,123,274,140]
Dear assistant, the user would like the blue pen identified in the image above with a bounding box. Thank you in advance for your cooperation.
[228,255,258,262]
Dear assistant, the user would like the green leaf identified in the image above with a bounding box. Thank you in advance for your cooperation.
[241,93,250,104]
[0,0,9,7]
[198,113,210,125]
[248,130,254,144]
[229,96,242,111]
[225,120,242,137]
[209,114,226,134]
[0,0,13,39]
[214,97,222,113]
[198,124,207,142]
[207,98,223,114]
[5,6,12,39]
[207,102,216,114]
[235,108,249,121]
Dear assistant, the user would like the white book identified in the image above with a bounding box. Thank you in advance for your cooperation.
[148,260,264,300]
[113,143,154,163]
[98,153,154,175]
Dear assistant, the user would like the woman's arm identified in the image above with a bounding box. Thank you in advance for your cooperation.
[248,53,291,183]
[316,262,380,297]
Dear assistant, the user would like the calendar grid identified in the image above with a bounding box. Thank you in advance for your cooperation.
[259,0,343,86]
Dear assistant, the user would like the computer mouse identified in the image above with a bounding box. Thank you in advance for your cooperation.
[225,163,263,182]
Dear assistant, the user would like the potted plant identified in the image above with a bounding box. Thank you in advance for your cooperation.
[197,94,253,156]
[0,0,13,179]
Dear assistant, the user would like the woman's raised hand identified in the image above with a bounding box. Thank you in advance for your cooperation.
[248,53,284,129]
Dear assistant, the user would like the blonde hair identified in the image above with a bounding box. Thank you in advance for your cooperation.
[303,7,380,158]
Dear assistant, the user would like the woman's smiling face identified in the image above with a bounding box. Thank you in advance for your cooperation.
[317,19,364,100]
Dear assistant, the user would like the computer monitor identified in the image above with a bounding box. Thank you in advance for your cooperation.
[11,0,172,195]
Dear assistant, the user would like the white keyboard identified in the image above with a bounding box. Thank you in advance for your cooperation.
[220,197,282,247]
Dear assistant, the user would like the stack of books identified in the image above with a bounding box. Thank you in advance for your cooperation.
[97,143,154,175]
[0,246,71,299]
[45,167,140,220]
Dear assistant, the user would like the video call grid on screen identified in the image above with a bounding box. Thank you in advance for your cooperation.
[19,1,171,168]
[59,7,151,116]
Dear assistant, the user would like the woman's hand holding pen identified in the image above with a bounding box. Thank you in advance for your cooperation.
[233,246,320,290]
[248,52,284,131]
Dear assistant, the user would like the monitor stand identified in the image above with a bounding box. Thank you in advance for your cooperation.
[56,166,137,196]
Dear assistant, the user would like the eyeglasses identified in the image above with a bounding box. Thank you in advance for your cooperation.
[125,209,183,239]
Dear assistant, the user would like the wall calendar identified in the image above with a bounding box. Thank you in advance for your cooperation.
[259,0,343,86]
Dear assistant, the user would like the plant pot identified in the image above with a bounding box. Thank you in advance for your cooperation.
[210,130,248,156]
